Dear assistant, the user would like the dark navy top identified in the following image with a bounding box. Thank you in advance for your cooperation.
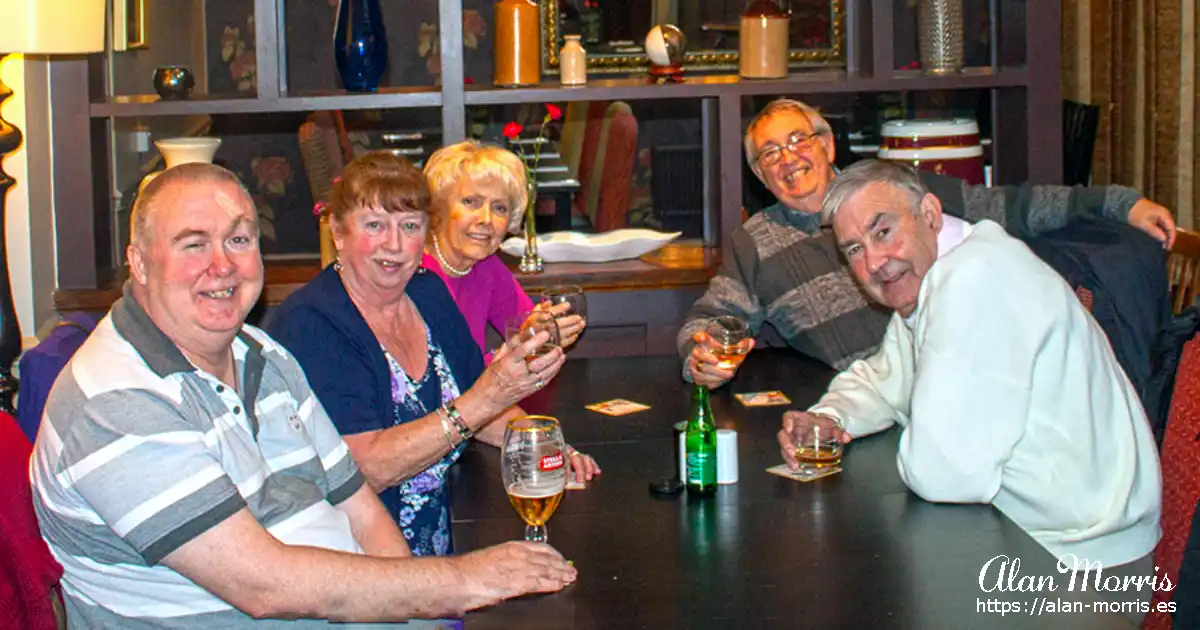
[265,265,485,555]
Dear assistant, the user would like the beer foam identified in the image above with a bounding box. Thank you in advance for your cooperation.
[508,482,563,499]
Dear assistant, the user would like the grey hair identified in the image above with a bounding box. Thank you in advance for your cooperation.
[743,98,834,168]
[820,160,928,225]
[130,162,254,247]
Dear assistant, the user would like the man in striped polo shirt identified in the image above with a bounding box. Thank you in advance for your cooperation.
[30,164,575,628]
[680,98,1177,387]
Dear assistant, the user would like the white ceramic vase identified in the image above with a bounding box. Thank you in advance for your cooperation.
[139,137,222,193]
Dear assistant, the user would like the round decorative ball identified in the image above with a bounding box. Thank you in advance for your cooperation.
[644,24,687,67]
[153,66,195,100]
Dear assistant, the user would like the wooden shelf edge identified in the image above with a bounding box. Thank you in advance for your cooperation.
[90,89,443,118]
[54,244,719,313]
[89,67,1030,116]
[466,67,1030,104]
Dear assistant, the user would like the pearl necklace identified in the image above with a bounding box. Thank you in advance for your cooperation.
[431,235,472,278]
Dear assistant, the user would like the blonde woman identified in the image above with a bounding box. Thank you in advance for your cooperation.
[422,141,585,358]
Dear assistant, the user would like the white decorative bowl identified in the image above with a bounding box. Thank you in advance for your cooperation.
[500,229,682,263]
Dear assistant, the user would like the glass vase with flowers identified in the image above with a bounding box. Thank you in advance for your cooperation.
[502,103,563,274]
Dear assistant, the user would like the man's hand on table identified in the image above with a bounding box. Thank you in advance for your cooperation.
[455,541,577,611]
[778,411,852,470]
[687,331,754,389]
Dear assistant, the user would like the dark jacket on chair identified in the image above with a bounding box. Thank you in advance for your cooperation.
[1020,216,1171,419]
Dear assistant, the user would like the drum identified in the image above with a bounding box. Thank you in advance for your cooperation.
[877,118,985,185]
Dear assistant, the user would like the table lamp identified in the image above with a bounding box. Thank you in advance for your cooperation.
[0,0,105,412]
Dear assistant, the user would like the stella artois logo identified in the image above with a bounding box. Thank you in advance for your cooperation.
[538,451,565,472]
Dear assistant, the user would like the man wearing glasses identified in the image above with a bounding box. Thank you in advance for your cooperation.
[679,98,1178,387]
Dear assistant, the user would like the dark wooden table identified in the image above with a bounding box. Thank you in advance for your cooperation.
[449,351,1138,629]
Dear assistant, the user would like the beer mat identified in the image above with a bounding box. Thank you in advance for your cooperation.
[586,399,651,416]
[765,464,842,482]
[566,471,586,491]
[735,390,792,407]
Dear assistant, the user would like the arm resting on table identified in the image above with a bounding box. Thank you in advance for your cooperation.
[808,318,914,437]
[162,508,484,622]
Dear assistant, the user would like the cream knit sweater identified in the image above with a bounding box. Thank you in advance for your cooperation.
[810,219,1161,568]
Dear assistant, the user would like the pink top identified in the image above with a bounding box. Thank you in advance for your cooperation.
[421,252,535,361]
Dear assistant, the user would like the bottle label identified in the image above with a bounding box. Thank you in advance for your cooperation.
[686,451,716,485]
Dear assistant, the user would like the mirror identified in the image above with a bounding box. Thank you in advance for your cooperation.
[541,0,845,75]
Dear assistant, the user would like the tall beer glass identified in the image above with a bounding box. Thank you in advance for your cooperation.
[502,415,568,543]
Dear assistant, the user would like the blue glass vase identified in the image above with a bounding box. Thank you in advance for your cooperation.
[333,0,388,92]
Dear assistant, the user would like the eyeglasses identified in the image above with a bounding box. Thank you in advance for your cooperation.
[754,130,826,168]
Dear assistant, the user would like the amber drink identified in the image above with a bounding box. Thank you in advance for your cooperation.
[712,345,750,370]
[795,443,843,468]
[507,486,564,526]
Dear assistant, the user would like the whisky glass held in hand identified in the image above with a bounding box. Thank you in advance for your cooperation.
[795,415,844,473]
[501,415,568,543]
[540,284,588,323]
[704,316,750,370]
[504,311,561,362]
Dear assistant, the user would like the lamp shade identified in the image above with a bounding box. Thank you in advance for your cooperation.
[0,0,106,54]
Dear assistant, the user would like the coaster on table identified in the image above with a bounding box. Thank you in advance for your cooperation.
[766,464,842,482]
[585,398,650,416]
[735,390,792,407]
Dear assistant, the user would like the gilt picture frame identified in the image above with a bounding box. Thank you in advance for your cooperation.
[112,0,147,51]
[541,0,845,75]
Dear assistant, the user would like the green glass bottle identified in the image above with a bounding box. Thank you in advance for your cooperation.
[685,384,717,496]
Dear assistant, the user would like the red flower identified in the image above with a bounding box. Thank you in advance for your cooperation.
[503,122,524,140]
[545,103,563,121]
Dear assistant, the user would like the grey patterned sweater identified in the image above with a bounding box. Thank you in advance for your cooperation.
[678,172,1145,376]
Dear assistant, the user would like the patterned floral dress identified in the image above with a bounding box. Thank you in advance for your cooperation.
[381,322,468,557]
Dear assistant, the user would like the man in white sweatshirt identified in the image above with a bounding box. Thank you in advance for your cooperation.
[778,160,1162,569]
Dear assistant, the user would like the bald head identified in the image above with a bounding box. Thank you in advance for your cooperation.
[130,163,255,248]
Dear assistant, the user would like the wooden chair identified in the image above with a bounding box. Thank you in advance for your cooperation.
[1168,229,1200,314]
[297,111,354,269]
[563,101,638,232]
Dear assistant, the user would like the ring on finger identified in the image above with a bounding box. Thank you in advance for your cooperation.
[536,379,545,389]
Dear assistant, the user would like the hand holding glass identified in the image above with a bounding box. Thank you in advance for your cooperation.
[703,316,751,370]
[540,284,588,323]
[504,311,561,362]
[502,415,568,543]
[793,415,845,473]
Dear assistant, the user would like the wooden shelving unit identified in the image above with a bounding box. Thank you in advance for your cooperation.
[49,0,1065,358]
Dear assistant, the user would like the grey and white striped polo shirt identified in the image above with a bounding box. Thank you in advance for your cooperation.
[30,289,434,628]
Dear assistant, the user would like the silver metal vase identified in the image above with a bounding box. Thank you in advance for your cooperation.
[918,0,964,74]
